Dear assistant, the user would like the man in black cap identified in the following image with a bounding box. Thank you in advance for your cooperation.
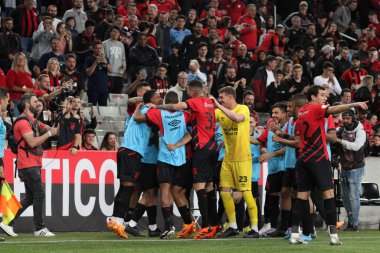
[225,26,242,54]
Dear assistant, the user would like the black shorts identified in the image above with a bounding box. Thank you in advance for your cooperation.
[157,161,184,185]
[174,160,193,190]
[117,147,142,183]
[140,163,158,191]
[296,158,334,192]
[282,168,297,189]
[251,181,260,198]
[192,147,218,183]
[265,171,284,194]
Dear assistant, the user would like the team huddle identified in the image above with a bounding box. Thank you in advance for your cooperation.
[105,80,368,245]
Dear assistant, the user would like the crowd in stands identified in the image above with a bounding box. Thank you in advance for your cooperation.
[0,0,379,153]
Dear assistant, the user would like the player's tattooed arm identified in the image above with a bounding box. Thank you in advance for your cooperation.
[156,102,189,111]
[250,136,261,145]
[133,103,147,122]
[128,96,143,106]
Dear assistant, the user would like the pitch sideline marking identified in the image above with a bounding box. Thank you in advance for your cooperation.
[2,236,380,244]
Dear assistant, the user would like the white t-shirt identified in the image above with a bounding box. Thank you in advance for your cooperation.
[313,75,342,95]
[266,69,275,87]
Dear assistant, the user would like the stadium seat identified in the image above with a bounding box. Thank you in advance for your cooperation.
[361,183,380,205]
[98,106,121,116]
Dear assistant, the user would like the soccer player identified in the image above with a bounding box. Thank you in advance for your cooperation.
[151,80,219,239]
[124,127,161,237]
[212,86,259,238]
[251,103,287,236]
[289,85,368,245]
[270,94,308,237]
[134,91,192,239]
[243,114,262,232]
[108,90,162,238]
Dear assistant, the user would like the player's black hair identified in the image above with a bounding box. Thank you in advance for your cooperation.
[306,85,325,102]
[164,91,179,104]
[290,93,308,107]
[143,89,157,104]
[271,102,287,113]
[188,80,203,90]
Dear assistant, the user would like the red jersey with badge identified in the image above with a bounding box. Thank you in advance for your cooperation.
[296,103,329,162]
[185,97,216,150]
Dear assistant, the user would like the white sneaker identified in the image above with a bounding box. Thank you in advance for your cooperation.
[330,234,342,246]
[0,222,17,237]
[289,233,307,244]
[258,223,271,235]
[34,227,55,237]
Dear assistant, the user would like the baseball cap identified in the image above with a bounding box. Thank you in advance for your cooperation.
[300,1,308,7]
[321,45,335,54]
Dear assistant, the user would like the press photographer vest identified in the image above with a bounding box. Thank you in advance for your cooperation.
[340,129,365,170]
[15,115,44,157]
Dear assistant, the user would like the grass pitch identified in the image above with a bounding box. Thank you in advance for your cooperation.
[1,230,379,253]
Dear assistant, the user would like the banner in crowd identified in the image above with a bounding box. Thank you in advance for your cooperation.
[1,149,267,232]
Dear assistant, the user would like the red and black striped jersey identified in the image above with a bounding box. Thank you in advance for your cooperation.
[296,103,329,162]
[185,97,217,150]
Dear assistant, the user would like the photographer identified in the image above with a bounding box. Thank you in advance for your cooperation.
[85,40,112,106]
[0,93,58,237]
[54,97,81,156]
[336,110,367,231]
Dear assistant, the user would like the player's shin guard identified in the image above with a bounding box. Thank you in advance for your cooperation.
[242,191,258,227]
[207,190,218,226]
[291,199,308,233]
[114,186,134,219]
[162,207,173,231]
[146,205,158,226]
[196,189,210,228]
[268,195,280,228]
[324,197,338,233]
[220,191,236,226]
[129,203,146,227]
[178,205,192,224]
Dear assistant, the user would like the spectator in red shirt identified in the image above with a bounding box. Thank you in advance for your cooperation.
[42,58,63,91]
[150,0,179,14]
[362,47,380,76]
[225,0,246,25]
[225,27,242,54]
[118,1,140,17]
[255,24,285,58]
[359,27,380,50]
[239,4,258,51]
[0,69,6,88]
[201,16,224,41]
[368,11,380,37]
[6,52,34,116]
[340,54,368,92]
[200,3,223,22]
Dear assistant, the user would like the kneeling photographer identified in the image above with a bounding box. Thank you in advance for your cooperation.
[336,110,367,231]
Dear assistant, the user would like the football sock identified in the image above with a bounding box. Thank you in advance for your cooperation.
[217,196,225,225]
[114,186,134,219]
[280,210,291,231]
[129,203,146,227]
[146,205,157,225]
[235,199,245,230]
[207,190,218,226]
[324,197,337,228]
[268,195,280,228]
[291,198,308,233]
[161,207,173,231]
[220,191,236,224]
[112,186,121,217]
[242,191,258,226]
[196,189,210,228]
[178,205,192,224]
